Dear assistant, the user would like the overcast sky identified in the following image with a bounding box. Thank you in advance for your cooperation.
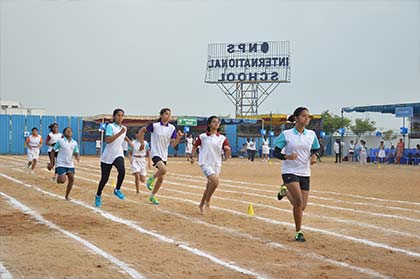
[1,0,419,131]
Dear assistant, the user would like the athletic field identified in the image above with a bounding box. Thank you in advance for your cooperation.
[1,155,419,279]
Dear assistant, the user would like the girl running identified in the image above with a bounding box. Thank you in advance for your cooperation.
[52,127,80,200]
[25,127,43,175]
[273,107,320,242]
[128,134,152,194]
[138,108,183,205]
[95,109,132,207]
[46,123,62,180]
[190,116,231,214]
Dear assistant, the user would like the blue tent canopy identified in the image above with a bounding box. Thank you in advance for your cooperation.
[342,103,420,114]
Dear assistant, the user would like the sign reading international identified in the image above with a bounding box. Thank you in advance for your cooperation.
[205,41,291,83]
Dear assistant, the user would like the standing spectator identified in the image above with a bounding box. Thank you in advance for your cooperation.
[359,140,368,165]
[250,138,256,162]
[96,138,101,157]
[246,138,252,160]
[334,139,344,163]
[377,141,386,164]
[239,143,247,158]
[348,140,355,162]
[262,136,270,162]
[185,134,194,161]
[395,138,404,164]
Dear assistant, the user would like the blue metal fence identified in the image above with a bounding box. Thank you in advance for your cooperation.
[0,115,10,154]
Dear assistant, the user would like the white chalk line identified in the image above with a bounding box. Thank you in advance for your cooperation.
[0,192,144,279]
[0,171,267,279]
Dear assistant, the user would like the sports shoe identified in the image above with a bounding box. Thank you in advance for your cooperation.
[146,175,155,191]
[277,184,287,200]
[114,189,125,200]
[149,195,159,205]
[295,231,306,242]
[95,195,102,207]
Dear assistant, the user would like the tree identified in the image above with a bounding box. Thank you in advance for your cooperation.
[382,129,397,146]
[350,118,376,139]
[321,110,351,135]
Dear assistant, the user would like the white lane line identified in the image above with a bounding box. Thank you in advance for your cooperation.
[167,171,420,207]
[24,168,391,279]
[166,174,420,214]
[2,158,419,240]
[73,172,420,259]
[0,172,267,279]
[74,163,420,224]
[0,262,13,279]
[0,192,144,279]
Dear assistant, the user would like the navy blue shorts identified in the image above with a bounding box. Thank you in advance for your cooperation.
[55,167,75,176]
[282,174,310,191]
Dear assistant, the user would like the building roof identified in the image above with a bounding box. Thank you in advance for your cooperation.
[342,103,420,114]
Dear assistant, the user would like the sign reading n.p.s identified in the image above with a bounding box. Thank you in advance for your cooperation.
[205,41,291,84]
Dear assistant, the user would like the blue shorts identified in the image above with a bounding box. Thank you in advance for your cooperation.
[55,167,75,176]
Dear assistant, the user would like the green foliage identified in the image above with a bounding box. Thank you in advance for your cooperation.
[321,110,351,135]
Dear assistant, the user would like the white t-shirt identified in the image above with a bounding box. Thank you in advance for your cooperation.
[47,132,62,152]
[101,123,126,164]
[262,139,270,154]
[274,128,320,177]
[26,135,43,148]
[186,137,193,153]
[195,132,230,167]
[96,140,101,149]
[348,143,355,153]
[122,140,128,152]
[249,141,256,151]
[54,138,79,168]
[147,121,177,161]
[130,140,150,157]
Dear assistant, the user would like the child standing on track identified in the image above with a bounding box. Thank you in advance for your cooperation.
[46,123,62,180]
[273,107,320,242]
[185,134,194,162]
[262,136,270,162]
[25,127,43,175]
[190,116,231,214]
[138,108,183,205]
[128,134,152,194]
[52,127,80,200]
[95,109,132,207]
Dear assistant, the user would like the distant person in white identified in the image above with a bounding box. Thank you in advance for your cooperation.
[128,135,151,194]
[46,123,62,178]
[96,138,101,157]
[190,116,231,214]
[138,108,183,205]
[122,139,129,157]
[25,127,43,175]
[185,134,194,162]
[262,136,270,162]
[52,127,80,200]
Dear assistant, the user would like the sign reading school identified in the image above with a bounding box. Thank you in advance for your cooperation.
[205,41,291,84]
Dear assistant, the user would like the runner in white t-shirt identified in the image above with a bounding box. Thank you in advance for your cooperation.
[262,136,270,162]
[138,108,183,205]
[25,127,43,175]
[46,123,62,181]
[95,109,132,207]
[190,116,231,214]
[128,135,151,194]
[52,127,80,200]
[273,107,320,242]
[185,134,194,162]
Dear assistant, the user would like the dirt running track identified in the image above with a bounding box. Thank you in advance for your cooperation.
[0,155,419,279]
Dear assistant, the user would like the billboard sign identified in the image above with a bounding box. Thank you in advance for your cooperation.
[205,41,291,83]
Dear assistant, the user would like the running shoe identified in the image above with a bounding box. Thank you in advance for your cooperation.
[295,231,306,242]
[146,175,155,191]
[149,195,160,205]
[114,189,125,200]
[277,184,287,200]
[95,195,102,207]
